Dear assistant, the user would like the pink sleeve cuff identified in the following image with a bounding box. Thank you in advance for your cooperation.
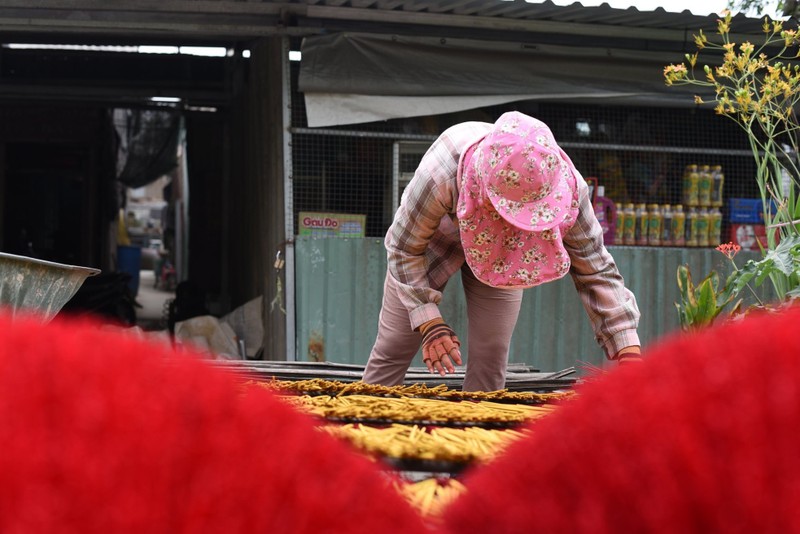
[603,329,641,360]
[408,303,443,332]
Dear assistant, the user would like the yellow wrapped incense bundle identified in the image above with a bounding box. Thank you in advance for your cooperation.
[395,478,466,517]
[285,394,555,424]
[323,423,527,463]
[244,378,573,404]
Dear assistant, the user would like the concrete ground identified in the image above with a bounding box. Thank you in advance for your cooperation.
[135,269,174,331]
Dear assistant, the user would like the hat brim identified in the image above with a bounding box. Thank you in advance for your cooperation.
[456,126,580,289]
[459,218,575,289]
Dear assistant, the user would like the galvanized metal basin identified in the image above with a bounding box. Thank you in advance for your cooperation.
[0,252,100,321]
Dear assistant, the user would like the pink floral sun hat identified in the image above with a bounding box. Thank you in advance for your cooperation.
[456,112,580,289]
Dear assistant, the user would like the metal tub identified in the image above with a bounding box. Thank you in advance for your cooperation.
[0,252,100,321]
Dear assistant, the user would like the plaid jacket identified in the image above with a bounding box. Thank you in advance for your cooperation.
[385,121,640,358]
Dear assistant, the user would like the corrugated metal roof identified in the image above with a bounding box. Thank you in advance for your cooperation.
[290,0,767,33]
[288,0,772,50]
[0,0,775,43]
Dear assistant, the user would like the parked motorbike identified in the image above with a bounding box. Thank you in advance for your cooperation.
[155,258,177,292]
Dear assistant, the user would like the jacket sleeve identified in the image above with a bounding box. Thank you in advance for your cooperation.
[562,176,641,358]
[384,143,454,330]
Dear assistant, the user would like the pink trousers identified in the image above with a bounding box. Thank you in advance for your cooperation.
[362,264,523,392]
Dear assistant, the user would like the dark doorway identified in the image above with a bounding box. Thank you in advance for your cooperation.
[3,143,90,264]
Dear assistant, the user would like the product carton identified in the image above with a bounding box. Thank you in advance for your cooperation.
[729,223,769,251]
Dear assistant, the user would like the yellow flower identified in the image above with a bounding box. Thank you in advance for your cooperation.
[735,87,752,108]
[718,12,731,34]
[665,13,800,269]
[735,55,750,73]
[716,64,732,78]
[694,30,707,49]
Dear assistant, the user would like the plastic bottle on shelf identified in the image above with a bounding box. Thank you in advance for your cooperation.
[683,164,700,207]
[635,203,649,246]
[593,186,617,245]
[661,204,673,246]
[686,207,698,247]
[711,165,725,207]
[647,203,662,246]
[623,203,636,245]
[698,165,713,207]
[615,203,626,245]
[709,207,723,246]
[696,207,710,247]
[672,205,686,247]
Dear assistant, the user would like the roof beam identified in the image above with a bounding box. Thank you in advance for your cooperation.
[303,4,750,43]
[0,82,229,106]
[0,0,285,16]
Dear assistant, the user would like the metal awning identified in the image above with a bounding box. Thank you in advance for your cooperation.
[0,1,775,113]
[0,0,774,44]
[298,31,706,126]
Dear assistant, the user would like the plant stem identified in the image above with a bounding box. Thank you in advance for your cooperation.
[728,258,765,306]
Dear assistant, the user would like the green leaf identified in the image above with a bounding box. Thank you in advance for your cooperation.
[695,278,718,324]
[676,264,696,307]
[754,258,776,286]
[727,262,759,295]
[675,302,690,331]
[787,286,800,299]
[763,236,800,276]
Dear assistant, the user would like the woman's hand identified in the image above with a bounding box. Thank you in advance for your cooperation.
[420,319,463,376]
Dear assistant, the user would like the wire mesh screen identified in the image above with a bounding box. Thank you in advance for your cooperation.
[291,75,760,248]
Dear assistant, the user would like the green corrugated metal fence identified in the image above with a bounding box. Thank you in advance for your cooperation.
[294,236,761,371]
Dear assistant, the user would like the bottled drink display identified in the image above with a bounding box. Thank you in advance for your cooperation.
[586,163,725,249]
[676,164,725,247]
[661,204,673,246]
[593,185,617,245]
[623,203,636,245]
[615,206,626,245]
[696,207,710,247]
[711,165,725,208]
[682,164,700,207]
[686,207,698,247]
[647,203,662,246]
[698,165,713,207]
[635,203,648,246]
[709,207,722,245]
[672,205,686,247]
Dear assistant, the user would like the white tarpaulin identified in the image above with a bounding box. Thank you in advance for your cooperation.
[303,92,646,128]
[299,33,702,127]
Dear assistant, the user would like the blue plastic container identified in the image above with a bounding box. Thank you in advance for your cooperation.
[117,245,142,296]
[728,198,779,223]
